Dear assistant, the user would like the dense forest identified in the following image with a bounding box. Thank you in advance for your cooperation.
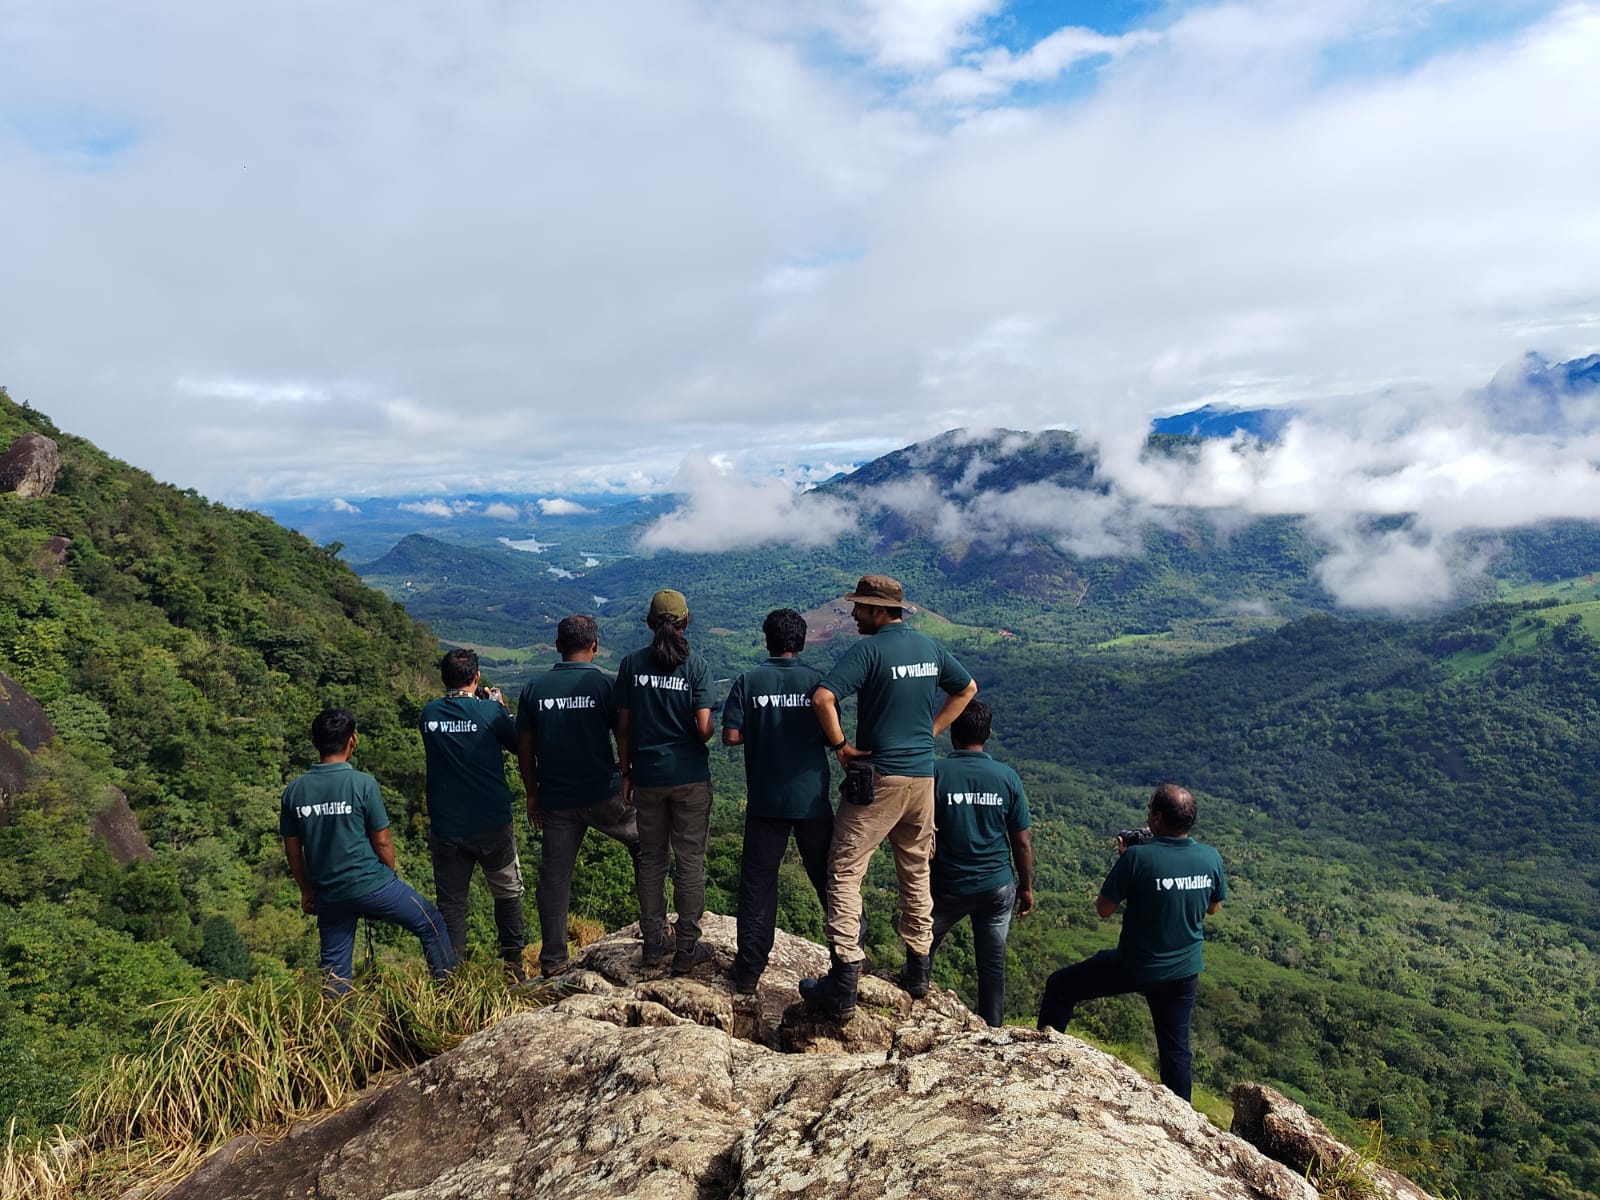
[4,389,1600,1199]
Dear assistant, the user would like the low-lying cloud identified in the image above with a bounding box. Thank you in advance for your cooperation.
[636,355,1600,614]
[635,456,857,554]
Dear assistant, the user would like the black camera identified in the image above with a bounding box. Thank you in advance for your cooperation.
[474,685,493,700]
[1116,827,1155,847]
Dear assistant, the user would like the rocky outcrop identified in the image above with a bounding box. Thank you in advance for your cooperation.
[160,914,1352,1200]
[1232,1083,1437,1200]
[0,432,62,498]
[0,671,55,816]
[89,786,154,865]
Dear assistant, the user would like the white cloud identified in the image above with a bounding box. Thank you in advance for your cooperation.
[0,1,1597,508]
[637,456,859,553]
[482,502,522,521]
[327,497,360,513]
[538,498,595,516]
[398,500,458,519]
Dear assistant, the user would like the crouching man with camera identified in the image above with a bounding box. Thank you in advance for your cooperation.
[801,574,976,1018]
[1036,782,1226,1104]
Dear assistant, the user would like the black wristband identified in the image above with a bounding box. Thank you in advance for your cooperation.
[828,738,847,752]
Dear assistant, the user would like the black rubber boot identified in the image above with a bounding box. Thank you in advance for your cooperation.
[799,956,861,1019]
[899,950,931,999]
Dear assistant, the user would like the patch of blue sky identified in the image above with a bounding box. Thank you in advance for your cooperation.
[980,0,1170,49]
[13,111,139,169]
[1316,0,1562,85]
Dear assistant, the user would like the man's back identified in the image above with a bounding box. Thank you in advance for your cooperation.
[931,749,1029,896]
[1104,838,1227,983]
[820,624,971,776]
[516,662,618,806]
[280,763,393,904]
[724,657,828,820]
[420,694,516,840]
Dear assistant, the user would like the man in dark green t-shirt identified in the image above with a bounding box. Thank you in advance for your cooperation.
[1036,782,1227,1103]
[516,614,645,978]
[420,648,524,980]
[804,574,977,1018]
[722,608,832,994]
[281,708,456,994]
[930,699,1033,1027]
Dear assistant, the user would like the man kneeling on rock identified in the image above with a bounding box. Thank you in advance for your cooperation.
[1036,782,1226,1103]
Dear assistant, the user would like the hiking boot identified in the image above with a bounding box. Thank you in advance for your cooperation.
[641,934,673,969]
[504,956,528,986]
[671,939,713,975]
[799,956,861,1019]
[540,959,569,980]
[898,950,932,999]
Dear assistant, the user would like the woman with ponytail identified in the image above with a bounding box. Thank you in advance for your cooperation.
[615,589,716,973]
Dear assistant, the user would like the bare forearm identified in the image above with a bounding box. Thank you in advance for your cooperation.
[370,828,397,872]
[812,688,845,746]
[932,680,978,737]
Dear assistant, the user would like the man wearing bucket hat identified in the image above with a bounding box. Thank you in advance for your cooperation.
[801,574,977,1018]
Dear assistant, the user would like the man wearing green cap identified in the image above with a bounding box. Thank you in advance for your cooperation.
[802,574,977,1018]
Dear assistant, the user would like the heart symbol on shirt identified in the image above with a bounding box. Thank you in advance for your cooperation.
[543,698,556,709]
[1161,878,1175,890]
[426,721,439,732]
[756,695,770,707]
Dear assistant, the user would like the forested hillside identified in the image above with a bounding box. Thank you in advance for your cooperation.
[0,390,442,1130]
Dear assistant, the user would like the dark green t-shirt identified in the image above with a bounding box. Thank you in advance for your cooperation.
[931,749,1030,896]
[1101,837,1228,984]
[515,662,620,811]
[278,762,395,905]
[817,623,973,778]
[614,647,715,787]
[420,694,517,840]
[722,657,830,821]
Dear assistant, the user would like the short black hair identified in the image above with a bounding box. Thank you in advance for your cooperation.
[1150,782,1197,833]
[950,698,992,746]
[440,648,479,689]
[556,614,599,656]
[312,708,356,756]
[762,608,807,655]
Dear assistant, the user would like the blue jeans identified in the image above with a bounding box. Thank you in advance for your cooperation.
[316,876,457,994]
[930,881,1015,1027]
[1036,949,1200,1101]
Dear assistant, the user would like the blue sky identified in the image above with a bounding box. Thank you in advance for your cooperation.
[2,0,1599,612]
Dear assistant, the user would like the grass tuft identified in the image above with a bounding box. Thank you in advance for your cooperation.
[3,959,553,1200]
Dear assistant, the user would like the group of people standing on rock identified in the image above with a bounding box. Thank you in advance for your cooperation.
[279,573,1227,1103]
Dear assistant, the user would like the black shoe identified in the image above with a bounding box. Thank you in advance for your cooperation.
[671,939,713,975]
[800,957,861,1019]
[898,950,931,999]
[730,968,761,995]
[641,939,672,968]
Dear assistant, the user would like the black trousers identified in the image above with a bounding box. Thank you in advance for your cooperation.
[733,812,832,980]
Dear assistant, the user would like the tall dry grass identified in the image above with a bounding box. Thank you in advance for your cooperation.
[1,959,552,1200]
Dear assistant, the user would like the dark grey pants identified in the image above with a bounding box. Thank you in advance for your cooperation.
[430,821,525,964]
[733,812,832,981]
[633,780,713,948]
[536,792,643,973]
